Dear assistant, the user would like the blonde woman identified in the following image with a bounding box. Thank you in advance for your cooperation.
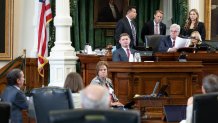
[189,31,202,47]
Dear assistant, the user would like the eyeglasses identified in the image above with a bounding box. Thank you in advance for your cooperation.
[170,30,178,33]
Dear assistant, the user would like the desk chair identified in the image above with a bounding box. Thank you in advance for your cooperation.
[49,109,140,123]
[145,35,166,53]
[192,92,218,123]
[0,102,11,123]
[31,86,74,123]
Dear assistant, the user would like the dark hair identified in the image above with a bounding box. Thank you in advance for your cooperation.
[126,6,136,14]
[202,74,218,93]
[7,69,22,86]
[64,72,84,93]
[96,61,109,75]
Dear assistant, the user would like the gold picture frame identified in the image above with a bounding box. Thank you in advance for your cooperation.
[94,0,129,28]
[204,0,211,40]
[0,0,13,60]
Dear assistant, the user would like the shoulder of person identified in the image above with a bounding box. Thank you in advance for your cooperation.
[198,22,205,26]
[106,77,112,82]
[90,76,101,84]
[187,96,193,105]
[160,22,166,27]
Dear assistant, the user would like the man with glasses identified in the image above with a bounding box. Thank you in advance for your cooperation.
[158,24,180,52]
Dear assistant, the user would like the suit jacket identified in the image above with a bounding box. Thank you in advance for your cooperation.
[115,17,137,49]
[112,48,136,61]
[158,35,173,52]
[1,85,28,123]
[98,4,121,22]
[180,22,206,40]
[141,20,166,42]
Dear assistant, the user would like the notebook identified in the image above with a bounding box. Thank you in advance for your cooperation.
[163,105,186,122]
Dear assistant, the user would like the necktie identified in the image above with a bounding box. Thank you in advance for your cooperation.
[130,21,136,46]
[126,48,130,58]
[154,24,158,34]
[172,40,175,47]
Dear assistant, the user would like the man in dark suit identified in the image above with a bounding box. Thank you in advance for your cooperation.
[141,10,166,42]
[115,6,137,49]
[1,69,28,123]
[98,0,121,22]
[113,33,136,61]
[158,24,180,52]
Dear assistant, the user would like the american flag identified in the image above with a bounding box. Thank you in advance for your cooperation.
[37,0,52,77]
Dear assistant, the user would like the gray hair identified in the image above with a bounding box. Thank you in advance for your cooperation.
[80,85,110,109]
[202,74,218,93]
[170,23,181,33]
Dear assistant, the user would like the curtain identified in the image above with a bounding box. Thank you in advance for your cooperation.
[172,0,188,27]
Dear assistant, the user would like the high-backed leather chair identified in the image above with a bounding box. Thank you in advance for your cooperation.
[0,102,11,123]
[144,35,166,53]
[192,92,218,123]
[31,86,74,123]
[49,109,140,123]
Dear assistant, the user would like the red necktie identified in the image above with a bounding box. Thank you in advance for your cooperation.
[127,49,130,58]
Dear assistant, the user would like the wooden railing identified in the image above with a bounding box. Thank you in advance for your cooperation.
[0,58,49,94]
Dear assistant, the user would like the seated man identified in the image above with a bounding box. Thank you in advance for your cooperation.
[112,33,136,61]
[180,74,218,123]
[158,24,181,52]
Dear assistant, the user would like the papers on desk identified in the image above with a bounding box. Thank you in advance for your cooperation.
[175,37,191,49]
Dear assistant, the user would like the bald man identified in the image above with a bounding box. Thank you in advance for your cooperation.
[80,85,110,109]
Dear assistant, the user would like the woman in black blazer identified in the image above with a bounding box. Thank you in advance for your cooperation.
[180,9,206,40]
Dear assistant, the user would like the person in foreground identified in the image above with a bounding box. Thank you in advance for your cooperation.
[112,33,136,62]
[158,24,181,52]
[180,9,206,40]
[115,6,137,49]
[141,10,166,42]
[180,74,218,123]
[80,84,110,109]
[64,72,84,108]
[1,68,28,123]
[90,61,123,107]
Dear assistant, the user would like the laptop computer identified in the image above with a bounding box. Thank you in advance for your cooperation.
[163,105,186,122]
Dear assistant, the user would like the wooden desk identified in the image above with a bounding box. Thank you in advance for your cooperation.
[78,54,203,103]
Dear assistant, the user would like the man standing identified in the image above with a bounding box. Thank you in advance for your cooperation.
[113,33,136,61]
[141,10,166,42]
[1,69,28,123]
[115,6,137,49]
[158,24,180,52]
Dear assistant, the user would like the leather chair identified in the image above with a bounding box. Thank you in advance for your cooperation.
[144,35,166,53]
[31,86,74,123]
[49,109,140,123]
[0,102,11,123]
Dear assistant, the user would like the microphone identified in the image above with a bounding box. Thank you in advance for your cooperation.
[150,81,160,97]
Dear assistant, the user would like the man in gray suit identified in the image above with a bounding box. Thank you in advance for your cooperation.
[112,33,136,61]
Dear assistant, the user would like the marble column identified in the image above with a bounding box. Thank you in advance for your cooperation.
[48,0,78,87]
[162,0,172,35]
